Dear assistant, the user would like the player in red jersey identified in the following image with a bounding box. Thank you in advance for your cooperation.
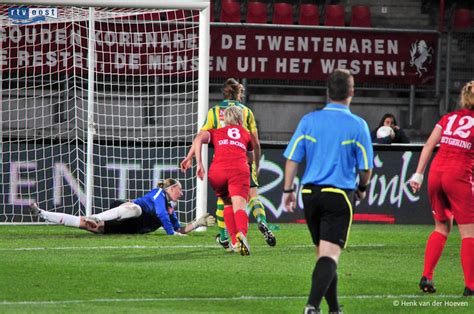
[410,80,474,296]
[194,106,254,256]
[181,78,276,250]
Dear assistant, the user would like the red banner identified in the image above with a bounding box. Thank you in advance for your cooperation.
[1,22,437,84]
[1,22,199,76]
[210,26,437,85]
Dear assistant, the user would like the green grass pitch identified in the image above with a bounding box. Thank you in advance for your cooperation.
[0,224,472,313]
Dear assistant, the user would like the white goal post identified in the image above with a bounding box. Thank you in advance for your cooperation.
[1,0,210,223]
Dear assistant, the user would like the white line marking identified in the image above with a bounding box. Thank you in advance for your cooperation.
[0,245,218,251]
[0,244,387,252]
[0,294,465,306]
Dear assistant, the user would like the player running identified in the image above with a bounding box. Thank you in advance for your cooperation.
[193,106,253,255]
[181,78,276,249]
[30,179,215,235]
[410,80,474,296]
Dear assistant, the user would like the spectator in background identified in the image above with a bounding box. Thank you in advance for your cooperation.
[282,69,373,313]
[409,80,474,296]
[30,179,215,235]
[371,113,410,144]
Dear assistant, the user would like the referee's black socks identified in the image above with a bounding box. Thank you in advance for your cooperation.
[308,256,338,310]
[325,272,340,312]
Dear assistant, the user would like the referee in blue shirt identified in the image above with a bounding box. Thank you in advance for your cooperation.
[282,69,374,314]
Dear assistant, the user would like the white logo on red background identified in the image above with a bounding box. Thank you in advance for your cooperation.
[409,40,434,78]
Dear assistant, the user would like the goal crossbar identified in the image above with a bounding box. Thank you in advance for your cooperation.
[2,0,211,10]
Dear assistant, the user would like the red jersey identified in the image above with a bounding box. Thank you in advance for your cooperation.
[431,108,474,172]
[208,125,253,169]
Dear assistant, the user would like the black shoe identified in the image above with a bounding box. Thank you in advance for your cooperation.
[463,287,474,296]
[303,304,321,314]
[329,305,344,314]
[215,234,231,251]
[419,276,436,293]
[258,221,276,247]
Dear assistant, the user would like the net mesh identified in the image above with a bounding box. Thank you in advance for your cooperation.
[1,5,201,223]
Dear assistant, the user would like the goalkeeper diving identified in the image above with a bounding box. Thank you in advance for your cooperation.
[29,178,215,235]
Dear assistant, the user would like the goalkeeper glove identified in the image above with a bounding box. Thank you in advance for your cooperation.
[192,213,216,229]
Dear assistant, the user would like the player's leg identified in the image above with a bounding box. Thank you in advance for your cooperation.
[458,223,474,296]
[249,164,266,223]
[419,218,451,293]
[30,203,105,233]
[222,197,237,249]
[316,188,349,313]
[443,172,474,296]
[418,169,453,293]
[248,190,265,223]
[302,186,348,313]
[215,197,230,249]
[208,167,231,251]
[301,187,323,313]
[248,163,276,246]
[324,270,340,314]
[228,171,250,256]
[317,238,342,314]
[231,195,250,256]
[311,241,341,310]
[92,202,142,221]
[420,171,452,293]
[30,203,81,228]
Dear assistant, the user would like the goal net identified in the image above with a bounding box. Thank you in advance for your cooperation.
[1,1,210,223]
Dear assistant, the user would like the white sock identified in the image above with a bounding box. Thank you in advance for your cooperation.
[93,208,120,221]
[94,203,141,221]
[40,211,81,228]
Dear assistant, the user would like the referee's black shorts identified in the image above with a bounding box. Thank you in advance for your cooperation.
[301,185,354,249]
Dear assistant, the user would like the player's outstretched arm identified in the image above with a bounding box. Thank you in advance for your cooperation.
[178,213,216,234]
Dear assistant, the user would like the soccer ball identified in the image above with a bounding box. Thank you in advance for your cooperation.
[376,126,394,139]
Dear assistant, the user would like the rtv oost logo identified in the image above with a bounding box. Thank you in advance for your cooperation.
[8,7,58,25]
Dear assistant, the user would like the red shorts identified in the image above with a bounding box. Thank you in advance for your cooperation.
[208,165,250,200]
[428,169,474,224]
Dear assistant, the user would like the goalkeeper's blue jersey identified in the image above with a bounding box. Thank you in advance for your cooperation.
[284,103,373,189]
[133,188,181,235]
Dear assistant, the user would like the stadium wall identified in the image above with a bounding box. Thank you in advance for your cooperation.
[209,93,440,143]
[2,142,434,224]
[208,144,434,225]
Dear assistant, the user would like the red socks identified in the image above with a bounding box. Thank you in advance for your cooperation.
[223,206,237,245]
[223,206,249,245]
[234,209,248,236]
[461,238,474,290]
[422,231,447,280]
